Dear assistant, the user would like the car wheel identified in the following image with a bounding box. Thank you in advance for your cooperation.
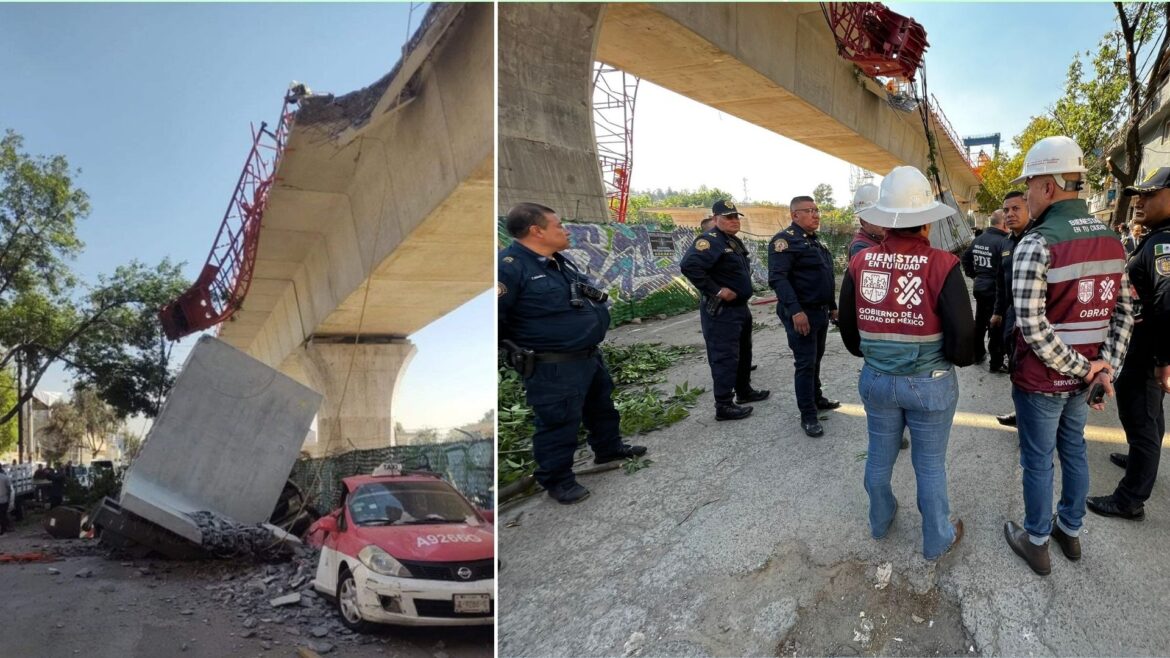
[336,569,371,632]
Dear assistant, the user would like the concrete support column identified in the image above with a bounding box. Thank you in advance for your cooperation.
[498,2,610,221]
[293,339,417,457]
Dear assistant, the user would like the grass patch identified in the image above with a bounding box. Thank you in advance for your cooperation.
[498,344,704,488]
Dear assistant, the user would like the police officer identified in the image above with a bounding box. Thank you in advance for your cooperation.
[498,203,646,505]
[991,191,1032,426]
[680,200,770,421]
[1087,167,1170,521]
[962,210,1010,371]
[769,195,839,437]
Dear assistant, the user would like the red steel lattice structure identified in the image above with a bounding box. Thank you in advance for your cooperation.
[823,3,929,82]
[159,94,297,340]
[592,63,639,223]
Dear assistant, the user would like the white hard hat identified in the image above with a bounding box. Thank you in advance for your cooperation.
[853,183,880,212]
[1010,135,1087,185]
[857,166,956,228]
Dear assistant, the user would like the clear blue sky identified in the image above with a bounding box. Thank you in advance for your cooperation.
[0,3,495,431]
[887,2,1120,153]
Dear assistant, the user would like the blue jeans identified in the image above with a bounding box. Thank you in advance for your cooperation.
[1012,386,1090,541]
[859,364,959,560]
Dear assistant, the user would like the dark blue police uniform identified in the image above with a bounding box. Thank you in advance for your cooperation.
[679,227,757,408]
[961,225,1010,368]
[768,222,836,424]
[498,241,623,492]
[1098,221,1170,512]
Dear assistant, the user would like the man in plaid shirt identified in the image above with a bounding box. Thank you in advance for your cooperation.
[1003,136,1134,576]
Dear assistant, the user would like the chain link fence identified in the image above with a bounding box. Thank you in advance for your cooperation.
[289,439,494,512]
[498,218,856,325]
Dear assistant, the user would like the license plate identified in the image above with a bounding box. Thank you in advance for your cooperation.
[453,594,491,614]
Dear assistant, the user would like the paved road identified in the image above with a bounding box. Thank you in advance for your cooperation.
[0,521,493,658]
[499,303,1170,657]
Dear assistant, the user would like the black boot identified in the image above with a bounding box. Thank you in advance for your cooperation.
[715,402,753,421]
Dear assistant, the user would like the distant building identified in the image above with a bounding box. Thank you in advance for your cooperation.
[1100,45,1170,225]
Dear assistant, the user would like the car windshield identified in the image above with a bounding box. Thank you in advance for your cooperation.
[347,480,479,527]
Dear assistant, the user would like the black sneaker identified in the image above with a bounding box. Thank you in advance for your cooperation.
[715,402,753,421]
[735,388,770,404]
[1109,452,1128,469]
[547,481,590,505]
[593,444,648,465]
[996,412,1017,427]
[815,397,841,410]
[801,420,824,437]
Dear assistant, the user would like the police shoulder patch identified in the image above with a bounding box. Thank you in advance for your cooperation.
[1156,255,1170,277]
[773,239,788,252]
[1154,243,1170,256]
[695,238,711,251]
[497,282,508,297]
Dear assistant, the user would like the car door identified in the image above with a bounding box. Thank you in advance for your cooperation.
[314,484,351,595]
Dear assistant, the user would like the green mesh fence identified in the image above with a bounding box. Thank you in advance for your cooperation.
[290,439,494,512]
[499,218,855,325]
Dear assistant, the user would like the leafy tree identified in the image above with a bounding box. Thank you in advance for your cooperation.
[0,130,190,426]
[68,259,189,418]
[0,368,15,453]
[120,430,144,464]
[39,399,83,465]
[812,183,835,210]
[70,386,122,459]
[1104,2,1170,226]
[975,116,1061,213]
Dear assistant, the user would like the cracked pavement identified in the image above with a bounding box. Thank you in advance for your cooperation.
[498,302,1170,657]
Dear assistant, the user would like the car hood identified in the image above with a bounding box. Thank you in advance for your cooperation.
[351,522,494,562]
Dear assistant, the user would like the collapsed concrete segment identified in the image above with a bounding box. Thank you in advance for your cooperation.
[118,336,322,545]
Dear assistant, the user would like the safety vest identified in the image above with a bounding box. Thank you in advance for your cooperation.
[848,232,957,374]
[1011,200,1125,394]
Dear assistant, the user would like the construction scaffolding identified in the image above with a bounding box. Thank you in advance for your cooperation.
[159,86,301,340]
[592,63,639,224]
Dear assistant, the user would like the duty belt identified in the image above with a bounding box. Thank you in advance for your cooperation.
[534,346,598,363]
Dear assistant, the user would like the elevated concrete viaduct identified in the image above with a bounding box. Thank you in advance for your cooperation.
[499,2,979,221]
[217,2,492,455]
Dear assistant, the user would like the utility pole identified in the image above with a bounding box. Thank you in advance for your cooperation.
[742,177,749,203]
[16,356,23,463]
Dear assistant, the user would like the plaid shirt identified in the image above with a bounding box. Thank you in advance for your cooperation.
[1012,231,1134,394]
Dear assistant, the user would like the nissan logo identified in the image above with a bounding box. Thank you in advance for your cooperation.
[457,567,473,580]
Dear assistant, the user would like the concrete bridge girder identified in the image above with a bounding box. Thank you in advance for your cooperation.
[498,2,980,220]
[213,2,492,452]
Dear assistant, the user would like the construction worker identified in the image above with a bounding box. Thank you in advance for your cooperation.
[498,202,647,505]
[962,210,1010,371]
[1086,167,1170,521]
[838,166,974,560]
[680,200,769,421]
[1002,136,1134,576]
[848,183,885,261]
[769,195,840,437]
[991,191,1033,427]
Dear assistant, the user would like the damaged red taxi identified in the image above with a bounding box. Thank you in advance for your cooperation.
[306,466,494,629]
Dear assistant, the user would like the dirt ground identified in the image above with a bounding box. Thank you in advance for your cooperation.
[0,511,493,658]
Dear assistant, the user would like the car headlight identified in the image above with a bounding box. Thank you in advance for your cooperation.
[358,546,413,578]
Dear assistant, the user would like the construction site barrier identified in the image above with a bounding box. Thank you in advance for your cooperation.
[289,439,494,512]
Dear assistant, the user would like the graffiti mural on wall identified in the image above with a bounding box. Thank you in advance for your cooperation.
[498,218,773,302]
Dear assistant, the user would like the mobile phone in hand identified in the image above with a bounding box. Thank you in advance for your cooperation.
[1087,382,1106,406]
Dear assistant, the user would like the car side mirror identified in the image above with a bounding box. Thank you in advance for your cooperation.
[317,515,339,534]
[477,508,495,524]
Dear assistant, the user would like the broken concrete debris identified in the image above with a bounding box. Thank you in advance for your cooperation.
[270,593,302,607]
